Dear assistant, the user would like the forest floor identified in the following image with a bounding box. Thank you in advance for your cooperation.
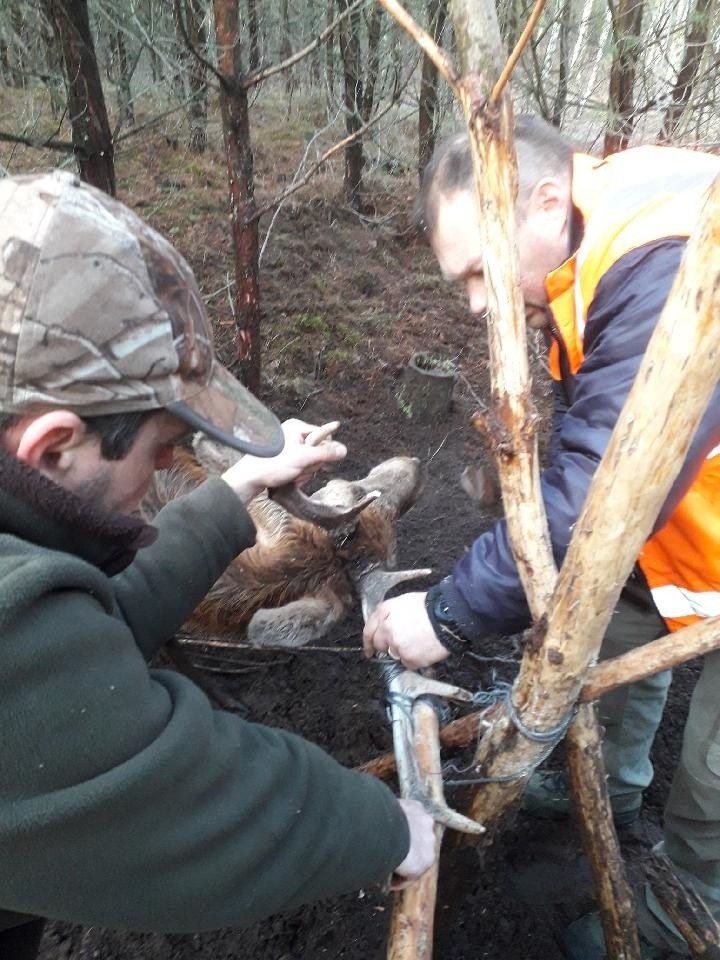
[2,88,695,960]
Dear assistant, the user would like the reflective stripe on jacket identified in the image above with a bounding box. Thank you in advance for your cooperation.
[546,147,720,632]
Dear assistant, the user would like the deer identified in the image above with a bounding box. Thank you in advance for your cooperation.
[143,426,426,650]
[143,425,482,834]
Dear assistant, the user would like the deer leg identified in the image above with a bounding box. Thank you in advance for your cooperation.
[247,591,346,648]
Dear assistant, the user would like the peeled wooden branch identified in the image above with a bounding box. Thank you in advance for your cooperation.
[582,615,720,702]
[452,0,557,622]
[358,614,720,780]
[645,852,720,958]
[566,705,641,960]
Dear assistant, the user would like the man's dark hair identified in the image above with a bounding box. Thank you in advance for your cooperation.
[0,409,156,460]
[416,114,574,238]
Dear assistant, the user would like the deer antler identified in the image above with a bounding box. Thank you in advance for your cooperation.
[269,421,380,529]
[353,563,485,836]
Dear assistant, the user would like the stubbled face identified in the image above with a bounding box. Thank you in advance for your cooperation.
[431,187,569,329]
[68,412,191,516]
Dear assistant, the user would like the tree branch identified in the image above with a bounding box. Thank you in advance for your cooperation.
[0,130,74,153]
[375,0,459,92]
[491,0,550,101]
[243,0,368,90]
[173,0,229,89]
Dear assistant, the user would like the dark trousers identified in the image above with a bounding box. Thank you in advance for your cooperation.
[0,919,46,960]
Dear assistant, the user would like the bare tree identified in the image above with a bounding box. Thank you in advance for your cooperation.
[336,0,364,206]
[657,0,716,142]
[604,0,646,154]
[42,0,115,195]
[418,0,448,178]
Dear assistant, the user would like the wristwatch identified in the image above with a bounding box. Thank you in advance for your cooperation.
[425,590,471,657]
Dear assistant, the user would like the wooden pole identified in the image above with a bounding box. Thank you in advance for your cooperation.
[566,705,641,960]
[645,852,720,959]
[357,615,720,780]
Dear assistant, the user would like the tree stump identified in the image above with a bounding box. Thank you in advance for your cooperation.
[396,353,457,424]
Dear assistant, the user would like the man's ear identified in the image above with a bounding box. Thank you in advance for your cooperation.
[13,411,90,478]
[527,176,570,236]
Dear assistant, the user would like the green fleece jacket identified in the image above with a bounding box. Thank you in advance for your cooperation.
[0,450,408,933]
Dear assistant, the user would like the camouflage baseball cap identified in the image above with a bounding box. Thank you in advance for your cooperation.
[0,169,284,456]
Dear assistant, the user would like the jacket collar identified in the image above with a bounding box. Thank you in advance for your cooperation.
[0,448,157,575]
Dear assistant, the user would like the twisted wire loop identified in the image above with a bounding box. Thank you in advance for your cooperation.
[386,690,415,723]
[442,682,578,787]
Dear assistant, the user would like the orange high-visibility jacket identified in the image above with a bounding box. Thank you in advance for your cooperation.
[547,147,720,632]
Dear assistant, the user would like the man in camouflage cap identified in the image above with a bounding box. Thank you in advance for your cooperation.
[0,171,434,958]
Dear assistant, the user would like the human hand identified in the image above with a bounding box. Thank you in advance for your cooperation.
[392,798,436,883]
[362,592,450,669]
[221,419,346,505]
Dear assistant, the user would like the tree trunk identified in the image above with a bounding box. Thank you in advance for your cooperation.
[361,4,383,123]
[657,0,714,143]
[280,0,294,96]
[418,0,447,179]
[552,0,571,126]
[185,0,208,152]
[325,0,335,94]
[247,0,260,71]
[43,0,116,196]
[604,0,645,155]
[336,0,364,207]
[113,28,135,128]
[212,0,262,392]
[39,5,66,118]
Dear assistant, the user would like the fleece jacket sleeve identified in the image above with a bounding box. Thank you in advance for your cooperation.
[113,477,257,659]
[0,546,409,932]
[435,239,720,640]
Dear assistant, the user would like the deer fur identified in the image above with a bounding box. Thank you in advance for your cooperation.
[144,442,425,648]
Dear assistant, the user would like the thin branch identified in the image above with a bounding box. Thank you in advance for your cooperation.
[173,0,228,89]
[249,94,406,224]
[259,106,344,263]
[491,0,551,101]
[178,636,363,654]
[0,130,74,153]
[243,0,368,90]
[113,101,190,144]
[375,0,459,92]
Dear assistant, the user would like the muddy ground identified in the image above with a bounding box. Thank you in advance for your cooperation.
[6,107,695,960]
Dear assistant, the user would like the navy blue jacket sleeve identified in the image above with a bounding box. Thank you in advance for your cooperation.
[436,238,720,641]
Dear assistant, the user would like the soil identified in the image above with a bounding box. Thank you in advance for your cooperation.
[14,119,697,960]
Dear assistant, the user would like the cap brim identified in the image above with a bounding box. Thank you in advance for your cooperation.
[168,363,285,457]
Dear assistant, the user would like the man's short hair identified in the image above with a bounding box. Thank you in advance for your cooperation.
[416,114,573,238]
[0,409,155,460]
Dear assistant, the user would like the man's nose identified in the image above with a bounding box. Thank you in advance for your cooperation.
[466,276,487,316]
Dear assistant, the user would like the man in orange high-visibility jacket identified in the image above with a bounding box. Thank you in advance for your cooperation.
[363,114,720,957]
